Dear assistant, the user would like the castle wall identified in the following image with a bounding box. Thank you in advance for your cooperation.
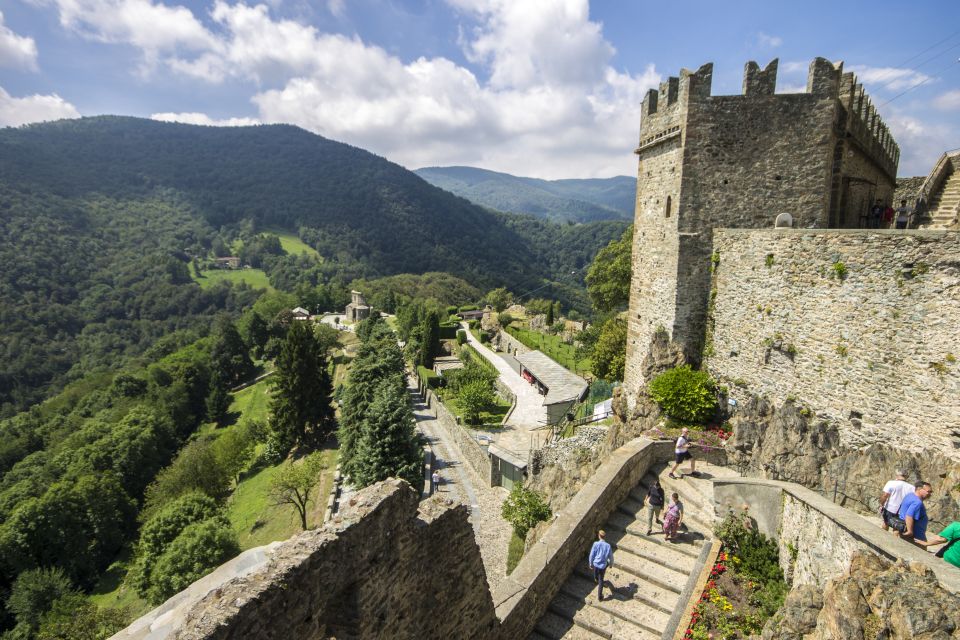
[707,228,960,459]
[625,58,901,397]
[113,480,498,640]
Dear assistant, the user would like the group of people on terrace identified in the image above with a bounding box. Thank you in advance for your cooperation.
[879,471,960,569]
[862,198,913,229]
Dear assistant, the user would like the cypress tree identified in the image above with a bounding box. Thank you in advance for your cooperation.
[418,310,440,369]
[545,300,554,325]
[351,376,422,489]
[269,322,334,448]
[205,370,231,424]
[210,316,254,385]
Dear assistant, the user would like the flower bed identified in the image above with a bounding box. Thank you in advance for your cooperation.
[684,511,788,640]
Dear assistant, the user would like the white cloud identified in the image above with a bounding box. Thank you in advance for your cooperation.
[150,111,260,126]
[39,0,217,71]
[0,11,39,71]
[884,109,957,176]
[0,86,80,127]
[326,0,344,18]
[39,0,661,177]
[933,89,960,111]
[757,32,782,48]
[849,65,932,92]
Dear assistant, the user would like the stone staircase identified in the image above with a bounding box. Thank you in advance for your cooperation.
[529,463,738,640]
[927,169,960,227]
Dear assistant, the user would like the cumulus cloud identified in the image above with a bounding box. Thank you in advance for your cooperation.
[0,86,80,127]
[37,0,217,71]
[150,111,260,126]
[756,32,782,48]
[849,65,932,92]
[884,109,957,176]
[0,11,39,70]
[38,0,661,177]
[933,89,960,111]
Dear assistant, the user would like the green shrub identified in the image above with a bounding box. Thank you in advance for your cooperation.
[501,485,551,538]
[146,518,239,604]
[648,365,716,423]
[7,568,75,630]
[456,330,467,345]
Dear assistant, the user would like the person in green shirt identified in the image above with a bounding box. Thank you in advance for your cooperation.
[938,522,960,569]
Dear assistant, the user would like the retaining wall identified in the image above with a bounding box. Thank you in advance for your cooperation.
[494,438,674,638]
[714,477,960,594]
[424,387,492,482]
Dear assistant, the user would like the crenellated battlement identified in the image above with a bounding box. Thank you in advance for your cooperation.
[627,55,901,394]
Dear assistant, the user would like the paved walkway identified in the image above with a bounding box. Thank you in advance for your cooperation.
[460,322,547,428]
[408,374,513,592]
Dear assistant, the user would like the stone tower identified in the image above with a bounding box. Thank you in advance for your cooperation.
[623,58,899,395]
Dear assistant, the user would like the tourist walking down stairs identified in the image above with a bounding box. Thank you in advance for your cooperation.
[588,530,613,601]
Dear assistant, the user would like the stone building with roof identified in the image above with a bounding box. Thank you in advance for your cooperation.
[516,350,588,425]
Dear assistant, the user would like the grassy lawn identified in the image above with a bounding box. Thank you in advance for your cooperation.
[192,267,274,291]
[88,548,153,619]
[440,388,511,427]
[506,326,591,376]
[226,446,338,550]
[267,228,322,260]
[506,531,525,574]
[230,377,272,425]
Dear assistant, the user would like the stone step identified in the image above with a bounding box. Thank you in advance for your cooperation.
[529,631,555,640]
[548,591,660,640]
[635,474,710,518]
[633,478,712,530]
[606,510,708,550]
[646,468,712,510]
[608,540,689,593]
[534,610,608,640]
[604,528,698,573]
[560,575,673,635]
[572,565,680,613]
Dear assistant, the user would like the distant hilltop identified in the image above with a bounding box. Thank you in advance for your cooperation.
[415,165,636,223]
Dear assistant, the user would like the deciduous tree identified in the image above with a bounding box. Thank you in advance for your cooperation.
[268,452,328,531]
[585,224,633,312]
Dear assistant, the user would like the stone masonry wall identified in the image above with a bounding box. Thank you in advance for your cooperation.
[115,480,498,639]
[425,387,492,481]
[713,478,960,594]
[625,58,899,397]
[708,228,960,459]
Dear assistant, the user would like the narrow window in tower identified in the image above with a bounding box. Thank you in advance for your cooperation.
[665,196,672,218]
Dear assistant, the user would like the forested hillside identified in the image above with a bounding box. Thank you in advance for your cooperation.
[0,117,625,414]
[415,165,636,223]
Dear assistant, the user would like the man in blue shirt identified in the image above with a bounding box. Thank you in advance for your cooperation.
[899,481,944,548]
[588,530,613,601]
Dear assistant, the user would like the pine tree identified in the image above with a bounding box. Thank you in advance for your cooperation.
[246,312,269,358]
[545,300,554,325]
[418,310,440,369]
[351,377,422,489]
[337,333,405,478]
[269,322,334,448]
[210,316,254,385]
[205,369,231,424]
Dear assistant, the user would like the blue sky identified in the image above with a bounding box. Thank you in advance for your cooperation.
[1,0,958,178]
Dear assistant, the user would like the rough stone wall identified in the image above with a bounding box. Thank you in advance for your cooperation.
[426,388,492,481]
[708,228,960,460]
[713,478,960,595]
[494,328,530,356]
[115,480,498,640]
[625,58,899,396]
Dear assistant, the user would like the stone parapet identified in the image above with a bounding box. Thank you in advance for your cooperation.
[112,480,498,639]
[713,477,960,594]
[494,437,674,638]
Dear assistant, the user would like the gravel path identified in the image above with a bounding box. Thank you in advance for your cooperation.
[408,376,513,593]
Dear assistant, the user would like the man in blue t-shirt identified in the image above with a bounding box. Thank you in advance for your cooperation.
[899,481,944,548]
[588,530,613,601]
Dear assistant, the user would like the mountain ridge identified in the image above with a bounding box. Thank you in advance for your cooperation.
[414,165,635,223]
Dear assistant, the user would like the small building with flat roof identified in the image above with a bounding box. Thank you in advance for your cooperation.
[516,350,589,425]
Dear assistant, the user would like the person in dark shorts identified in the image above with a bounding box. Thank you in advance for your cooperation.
[669,427,696,479]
